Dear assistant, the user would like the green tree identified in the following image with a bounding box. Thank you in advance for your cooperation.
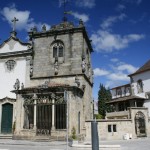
[98,84,112,118]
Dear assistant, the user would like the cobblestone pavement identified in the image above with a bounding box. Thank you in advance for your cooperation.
[0,138,149,150]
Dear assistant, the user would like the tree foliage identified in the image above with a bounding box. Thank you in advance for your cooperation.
[98,84,112,118]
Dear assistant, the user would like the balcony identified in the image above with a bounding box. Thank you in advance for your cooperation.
[106,110,129,119]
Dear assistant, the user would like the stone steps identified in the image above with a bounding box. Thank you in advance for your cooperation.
[0,134,12,139]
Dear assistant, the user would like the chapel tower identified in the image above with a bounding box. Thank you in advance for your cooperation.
[13,19,93,140]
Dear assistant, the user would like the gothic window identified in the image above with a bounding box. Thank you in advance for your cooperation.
[52,41,64,58]
[137,79,143,93]
[5,60,16,71]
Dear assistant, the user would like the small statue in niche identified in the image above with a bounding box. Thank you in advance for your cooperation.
[30,58,33,77]
[88,67,91,78]
[81,53,86,73]
[30,65,33,77]
[13,79,20,90]
[81,59,86,73]
[23,105,29,129]
[75,75,80,87]
[54,56,59,75]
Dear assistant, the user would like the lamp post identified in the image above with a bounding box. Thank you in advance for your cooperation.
[64,90,68,150]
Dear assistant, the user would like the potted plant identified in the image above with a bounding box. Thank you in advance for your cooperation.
[69,126,78,146]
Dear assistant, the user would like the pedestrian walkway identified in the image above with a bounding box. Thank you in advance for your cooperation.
[0,138,149,150]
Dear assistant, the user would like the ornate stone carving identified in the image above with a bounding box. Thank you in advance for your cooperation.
[21,83,24,89]
[75,76,80,87]
[79,19,84,27]
[54,56,59,75]
[13,79,20,90]
[42,24,46,32]
[81,59,86,73]
[30,58,33,77]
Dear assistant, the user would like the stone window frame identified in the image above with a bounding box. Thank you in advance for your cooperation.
[108,124,117,133]
[5,59,16,71]
[52,41,64,58]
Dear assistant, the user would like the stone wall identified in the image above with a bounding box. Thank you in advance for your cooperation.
[85,119,134,141]
[85,107,150,141]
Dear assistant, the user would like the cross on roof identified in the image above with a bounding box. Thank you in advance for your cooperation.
[11,17,19,32]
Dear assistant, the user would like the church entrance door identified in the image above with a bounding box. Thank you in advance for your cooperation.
[1,103,13,134]
[135,111,146,137]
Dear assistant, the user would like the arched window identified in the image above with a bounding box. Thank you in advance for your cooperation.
[52,41,64,58]
[5,60,16,71]
[137,79,143,93]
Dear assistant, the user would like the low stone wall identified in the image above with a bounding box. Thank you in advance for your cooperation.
[85,119,135,141]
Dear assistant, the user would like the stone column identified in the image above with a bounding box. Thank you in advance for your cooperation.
[51,93,55,131]
[135,101,137,107]
[33,94,37,130]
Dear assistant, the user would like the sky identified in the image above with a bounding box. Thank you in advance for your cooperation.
[0,0,150,100]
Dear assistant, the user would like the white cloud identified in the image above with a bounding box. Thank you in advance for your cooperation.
[117,64,138,74]
[108,72,129,81]
[0,4,50,31]
[72,12,89,22]
[91,30,145,52]
[116,4,126,11]
[93,68,109,77]
[100,14,126,29]
[75,0,95,8]
[110,58,119,62]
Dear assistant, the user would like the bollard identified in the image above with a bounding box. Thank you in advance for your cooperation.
[91,120,99,150]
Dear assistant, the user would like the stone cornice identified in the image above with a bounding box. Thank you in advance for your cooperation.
[30,73,93,87]
[0,49,33,58]
[28,27,93,52]
[0,36,30,49]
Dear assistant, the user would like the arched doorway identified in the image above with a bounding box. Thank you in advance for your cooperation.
[135,111,146,137]
[1,103,13,134]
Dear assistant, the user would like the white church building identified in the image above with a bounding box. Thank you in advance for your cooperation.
[0,30,32,134]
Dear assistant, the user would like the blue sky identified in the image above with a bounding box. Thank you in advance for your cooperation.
[0,0,150,100]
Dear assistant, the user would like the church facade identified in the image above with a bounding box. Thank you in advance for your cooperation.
[0,19,93,140]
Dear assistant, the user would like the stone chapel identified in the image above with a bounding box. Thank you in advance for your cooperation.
[0,18,94,140]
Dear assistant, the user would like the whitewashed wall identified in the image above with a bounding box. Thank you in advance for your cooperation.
[131,71,150,98]
[0,38,28,99]
[0,38,28,53]
[0,58,26,99]
[111,86,131,99]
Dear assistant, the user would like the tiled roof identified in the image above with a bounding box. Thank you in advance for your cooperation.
[106,95,146,104]
[129,59,150,76]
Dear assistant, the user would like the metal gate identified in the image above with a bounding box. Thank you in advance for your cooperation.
[23,93,66,135]
[135,111,146,137]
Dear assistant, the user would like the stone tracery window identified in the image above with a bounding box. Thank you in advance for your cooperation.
[5,60,16,71]
[52,41,64,58]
